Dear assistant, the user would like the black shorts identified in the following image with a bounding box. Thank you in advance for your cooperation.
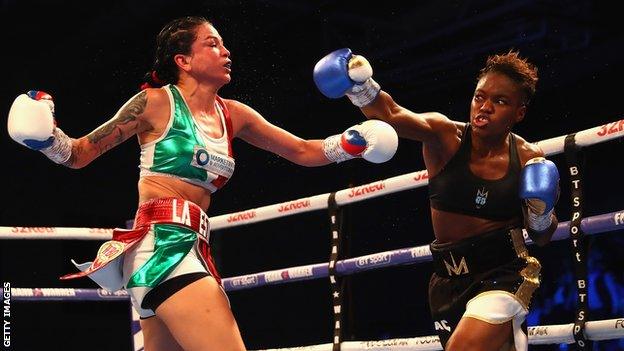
[141,272,208,318]
[428,227,540,348]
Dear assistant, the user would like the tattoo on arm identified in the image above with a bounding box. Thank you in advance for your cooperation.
[87,90,147,154]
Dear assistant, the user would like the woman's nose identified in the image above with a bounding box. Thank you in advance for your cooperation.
[479,99,494,112]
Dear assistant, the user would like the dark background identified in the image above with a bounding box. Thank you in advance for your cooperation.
[1,1,623,350]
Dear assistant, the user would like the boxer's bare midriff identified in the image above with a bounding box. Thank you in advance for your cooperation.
[138,176,212,211]
[431,207,521,243]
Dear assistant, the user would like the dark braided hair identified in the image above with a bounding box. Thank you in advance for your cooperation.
[478,50,538,106]
[141,16,210,89]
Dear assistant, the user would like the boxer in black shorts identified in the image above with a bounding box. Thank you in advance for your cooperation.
[314,49,560,350]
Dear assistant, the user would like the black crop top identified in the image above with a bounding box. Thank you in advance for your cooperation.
[428,124,523,221]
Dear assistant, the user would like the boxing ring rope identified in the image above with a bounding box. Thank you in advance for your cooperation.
[207,119,624,230]
[1,119,623,350]
[2,119,621,240]
[252,318,624,350]
[2,210,622,294]
[0,227,113,240]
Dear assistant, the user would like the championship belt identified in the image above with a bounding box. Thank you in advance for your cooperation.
[60,198,213,291]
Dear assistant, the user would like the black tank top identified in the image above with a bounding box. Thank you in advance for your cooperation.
[428,124,522,221]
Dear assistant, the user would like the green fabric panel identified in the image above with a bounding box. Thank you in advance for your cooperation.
[150,85,207,181]
[127,224,197,288]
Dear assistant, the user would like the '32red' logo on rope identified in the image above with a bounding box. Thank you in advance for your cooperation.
[10,227,55,233]
[597,120,624,136]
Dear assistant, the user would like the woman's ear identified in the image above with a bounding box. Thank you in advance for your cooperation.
[515,104,526,123]
[174,54,191,72]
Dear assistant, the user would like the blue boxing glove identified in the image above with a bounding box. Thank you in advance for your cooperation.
[519,157,560,232]
[313,48,380,107]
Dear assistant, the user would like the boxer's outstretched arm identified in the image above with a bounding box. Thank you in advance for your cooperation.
[312,49,457,145]
[361,91,458,144]
[227,99,397,166]
[8,89,157,169]
[65,90,155,168]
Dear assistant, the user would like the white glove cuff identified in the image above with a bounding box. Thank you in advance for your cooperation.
[42,127,72,164]
[346,78,381,108]
[323,134,353,163]
[527,207,554,232]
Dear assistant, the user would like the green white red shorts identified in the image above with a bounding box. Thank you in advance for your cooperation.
[61,197,222,318]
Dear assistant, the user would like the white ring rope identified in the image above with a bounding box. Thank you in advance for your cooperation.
[1,119,622,239]
[0,227,112,240]
[251,318,624,351]
[2,285,621,349]
[208,118,624,230]
[1,209,621,295]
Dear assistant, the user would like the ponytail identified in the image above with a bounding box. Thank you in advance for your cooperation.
[140,70,165,90]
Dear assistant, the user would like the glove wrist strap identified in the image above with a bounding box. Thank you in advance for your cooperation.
[42,127,72,164]
[526,207,554,232]
[346,79,380,108]
[323,134,353,163]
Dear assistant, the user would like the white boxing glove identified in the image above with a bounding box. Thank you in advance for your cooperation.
[7,91,72,164]
[323,119,398,163]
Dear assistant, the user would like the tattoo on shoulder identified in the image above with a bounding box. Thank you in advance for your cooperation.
[87,91,147,150]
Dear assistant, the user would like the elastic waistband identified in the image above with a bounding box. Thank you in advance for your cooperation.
[430,227,526,278]
[134,197,210,241]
